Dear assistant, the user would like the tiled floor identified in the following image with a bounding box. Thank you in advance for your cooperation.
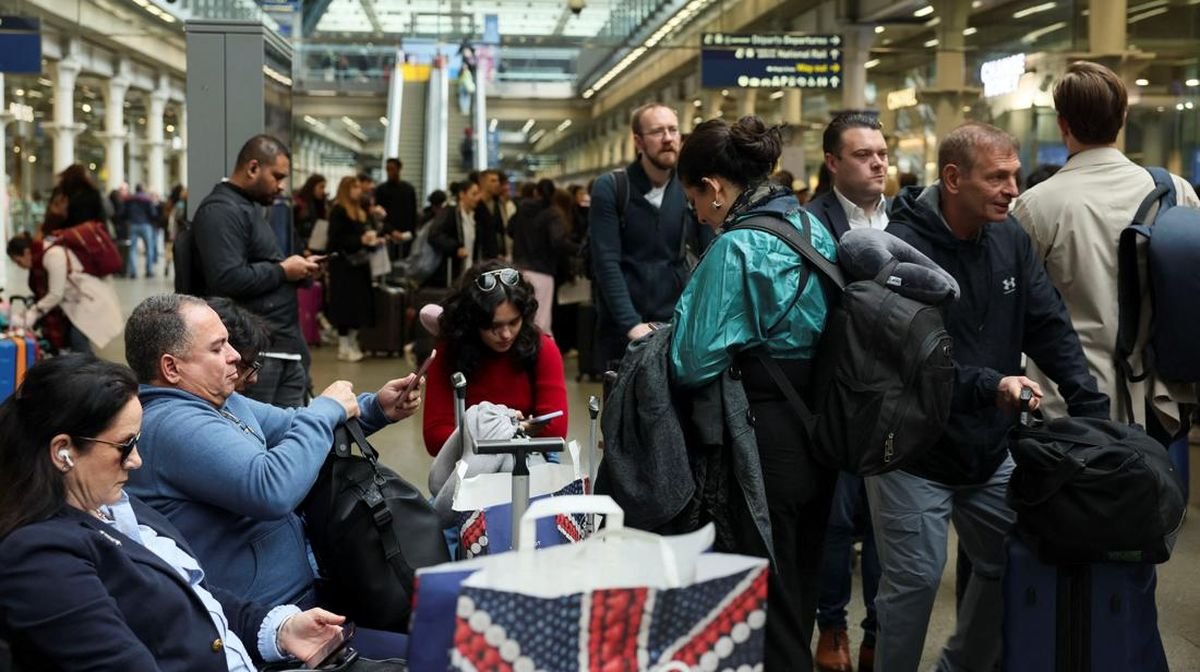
[62,266,1200,670]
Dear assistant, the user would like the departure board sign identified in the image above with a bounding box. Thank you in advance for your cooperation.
[701,33,843,89]
[0,17,41,74]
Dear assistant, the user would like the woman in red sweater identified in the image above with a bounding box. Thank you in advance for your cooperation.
[422,260,569,455]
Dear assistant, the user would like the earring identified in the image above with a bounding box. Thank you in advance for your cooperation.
[712,201,723,209]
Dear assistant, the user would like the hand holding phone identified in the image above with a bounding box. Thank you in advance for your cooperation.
[399,348,437,399]
[302,621,356,669]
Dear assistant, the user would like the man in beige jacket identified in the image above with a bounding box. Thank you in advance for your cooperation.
[1012,60,1198,439]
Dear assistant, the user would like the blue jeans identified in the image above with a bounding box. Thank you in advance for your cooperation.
[817,472,880,640]
[128,221,157,277]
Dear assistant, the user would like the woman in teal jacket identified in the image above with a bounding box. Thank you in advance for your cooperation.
[671,116,837,672]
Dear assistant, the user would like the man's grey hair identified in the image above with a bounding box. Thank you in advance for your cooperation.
[125,294,210,383]
[937,122,1020,176]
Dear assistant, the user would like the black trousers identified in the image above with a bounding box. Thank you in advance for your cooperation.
[729,358,837,672]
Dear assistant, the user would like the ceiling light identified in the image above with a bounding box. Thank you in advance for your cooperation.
[963,27,978,36]
[556,119,572,132]
[582,89,594,99]
[1187,79,1200,87]
[1135,78,1150,86]
[166,124,175,133]
[924,38,940,47]
[521,119,535,133]
[874,26,885,34]
[488,118,498,132]
[89,162,96,170]
[529,129,546,143]
[1013,2,1057,19]
[81,103,91,113]
[770,90,785,99]
[1128,7,1168,22]
[693,99,702,107]
[14,88,23,96]
[37,77,51,87]
[1176,103,1185,110]
[721,89,729,96]
[1157,106,1165,111]
[972,0,983,6]
[379,116,388,126]
[864,59,881,69]
[1187,102,1195,110]
[27,155,35,163]
[1020,21,1067,43]
[963,105,972,112]
[1128,0,1168,12]
[914,6,934,17]
[925,17,941,27]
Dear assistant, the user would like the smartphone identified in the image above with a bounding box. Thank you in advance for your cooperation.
[526,409,564,425]
[399,348,437,398]
[303,621,356,669]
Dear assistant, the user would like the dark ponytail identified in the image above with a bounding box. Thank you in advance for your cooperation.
[677,115,784,189]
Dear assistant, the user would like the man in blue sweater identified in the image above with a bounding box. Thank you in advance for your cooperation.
[123,294,424,609]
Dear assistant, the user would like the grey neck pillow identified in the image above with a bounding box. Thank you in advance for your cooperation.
[839,229,960,305]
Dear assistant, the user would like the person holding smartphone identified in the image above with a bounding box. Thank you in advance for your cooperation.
[422,260,569,456]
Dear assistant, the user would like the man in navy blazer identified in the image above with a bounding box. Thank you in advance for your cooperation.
[803,110,891,672]
[806,112,891,242]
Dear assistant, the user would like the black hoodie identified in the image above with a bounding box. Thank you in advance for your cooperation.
[887,185,1109,485]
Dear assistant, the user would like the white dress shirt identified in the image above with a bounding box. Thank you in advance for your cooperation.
[834,187,889,231]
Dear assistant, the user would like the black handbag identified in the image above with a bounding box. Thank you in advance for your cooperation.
[1008,414,1186,564]
[300,419,450,631]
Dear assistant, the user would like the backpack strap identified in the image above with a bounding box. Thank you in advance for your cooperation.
[612,168,630,231]
[344,419,415,584]
[731,215,846,290]
[751,349,819,443]
[1115,168,1176,422]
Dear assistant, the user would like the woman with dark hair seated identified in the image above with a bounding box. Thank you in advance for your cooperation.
[421,260,569,456]
[0,354,367,671]
[671,116,838,671]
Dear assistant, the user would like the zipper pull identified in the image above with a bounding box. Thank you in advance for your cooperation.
[885,432,895,462]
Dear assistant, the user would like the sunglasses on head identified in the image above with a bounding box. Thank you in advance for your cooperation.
[475,268,520,292]
[77,432,141,464]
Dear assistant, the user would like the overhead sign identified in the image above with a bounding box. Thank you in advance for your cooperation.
[981,53,1026,98]
[887,88,918,110]
[701,33,843,89]
[8,102,33,123]
[0,16,41,74]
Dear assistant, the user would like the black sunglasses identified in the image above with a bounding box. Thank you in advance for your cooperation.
[476,268,520,292]
[239,358,264,375]
[77,432,141,463]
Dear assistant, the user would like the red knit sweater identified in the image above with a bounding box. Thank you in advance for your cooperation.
[422,332,569,456]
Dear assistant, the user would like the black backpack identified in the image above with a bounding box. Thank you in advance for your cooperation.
[1009,413,1186,564]
[579,168,630,280]
[731,216,955,476]
[300,419,450,631]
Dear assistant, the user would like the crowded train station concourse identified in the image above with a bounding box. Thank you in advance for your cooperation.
[0,0,1198,670]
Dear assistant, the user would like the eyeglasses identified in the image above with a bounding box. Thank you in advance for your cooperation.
[476,268,520,292]
[640,126,680,140]
[239,358,263,376]
[77,432,141,464]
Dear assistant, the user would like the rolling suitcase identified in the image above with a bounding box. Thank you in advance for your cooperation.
[297,280,323,347]
[0,333,38,402]
[575,301,602,382]
[357,284,407,356]
[1002,536,1167,672]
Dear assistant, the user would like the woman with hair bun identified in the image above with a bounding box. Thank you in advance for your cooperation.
[671,116,838,671]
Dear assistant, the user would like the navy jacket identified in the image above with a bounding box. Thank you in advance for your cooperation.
[804,190,851,240]
[887,185,1109,485]
[0,497,271,672]
[190,181,308,360]
[588,160,712,365]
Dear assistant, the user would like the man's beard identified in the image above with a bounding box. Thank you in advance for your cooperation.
[645,149,677,171]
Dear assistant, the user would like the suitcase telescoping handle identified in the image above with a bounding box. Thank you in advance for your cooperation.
[586,395,600,493]
[475,437,566,550]
[1019,386,1034,428]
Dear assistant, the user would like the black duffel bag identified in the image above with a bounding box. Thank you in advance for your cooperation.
[300,418,450,631]
[1008,414,1186,564]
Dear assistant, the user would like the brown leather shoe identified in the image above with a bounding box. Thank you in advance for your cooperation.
[858,641,875,672]
[815,627,853,672]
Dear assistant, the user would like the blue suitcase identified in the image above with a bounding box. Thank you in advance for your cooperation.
[0,334,38,403]
[1002,536,1168,672]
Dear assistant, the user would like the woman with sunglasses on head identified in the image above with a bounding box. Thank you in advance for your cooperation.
[421,260,569,456]
[670,116,838,672]
[0,354,373,671]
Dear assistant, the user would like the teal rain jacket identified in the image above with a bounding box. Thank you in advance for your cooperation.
[670,193,836,388]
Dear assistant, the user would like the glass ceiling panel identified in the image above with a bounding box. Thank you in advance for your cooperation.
[315,0,618,39]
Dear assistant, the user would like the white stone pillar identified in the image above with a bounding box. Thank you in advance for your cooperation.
[177,103,188,188]
[128,122,143,189]
[737,89,758,118]
[103,67,130,192]
[49,52,85,174]
[841,27,873,111]
[0,73,11,284]
[473,57,487,170]
[147,75,169,197]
